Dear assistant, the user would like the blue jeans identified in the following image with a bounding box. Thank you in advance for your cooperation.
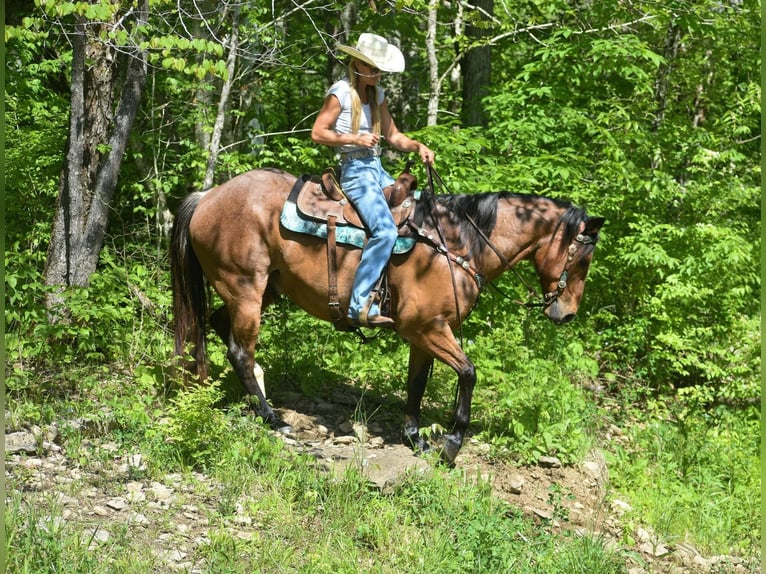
[340,157,397,318]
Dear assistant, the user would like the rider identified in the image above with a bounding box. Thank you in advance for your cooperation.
[311,32,435,328]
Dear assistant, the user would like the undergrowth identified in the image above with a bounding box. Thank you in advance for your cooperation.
[4,253,760,567]
[5,374,629,573]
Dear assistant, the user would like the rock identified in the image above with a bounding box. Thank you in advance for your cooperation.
[128,512,149,526]
[508,475,526,495]
[611,499,632,515]
[20,457,43,468]
[639,541,669,557]
[538,456,562,468]
[164,549,187,563]
[338,421,353,434]
[314,401,336,415]
[149,482,174,502]
[368,436,385,449]
[333,435,356,445]
[6,431,38,453]
[126,482,146,503]
[280,411,314,432]
[85,527,110,549]
[106,498,128,511]
[126,481,144,492]
[530,507,553,520]
[362,448,430,492]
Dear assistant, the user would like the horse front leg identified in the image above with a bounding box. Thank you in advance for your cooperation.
[442,360,476,466]
[405,321,476,465]
[403,345,434,454]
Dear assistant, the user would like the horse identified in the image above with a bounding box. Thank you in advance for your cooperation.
[170,167,604,465]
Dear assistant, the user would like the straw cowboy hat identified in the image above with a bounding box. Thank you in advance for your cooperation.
[337,33,405,73]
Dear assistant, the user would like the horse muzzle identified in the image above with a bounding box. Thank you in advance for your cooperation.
[544,300,576,325]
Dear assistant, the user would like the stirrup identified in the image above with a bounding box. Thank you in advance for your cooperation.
[356,292,395,329]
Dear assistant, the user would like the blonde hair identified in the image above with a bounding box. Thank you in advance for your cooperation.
[348,60,381,135]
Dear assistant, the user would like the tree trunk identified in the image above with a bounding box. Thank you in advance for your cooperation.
[44,1,149,316]
[461,0,493,127]
[652,19,681,133]
[203,6,241,191]
[426,0,440,126]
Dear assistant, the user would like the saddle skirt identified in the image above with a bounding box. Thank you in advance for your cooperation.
[280,169,420,253]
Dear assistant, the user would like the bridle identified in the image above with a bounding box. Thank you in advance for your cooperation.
[463,213,595,309]
[422,165,596,312]
[538,232,596,307]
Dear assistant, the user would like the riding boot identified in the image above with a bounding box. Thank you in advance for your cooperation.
[358,292,395,329]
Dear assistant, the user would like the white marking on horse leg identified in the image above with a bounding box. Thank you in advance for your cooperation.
[254,362,266,398]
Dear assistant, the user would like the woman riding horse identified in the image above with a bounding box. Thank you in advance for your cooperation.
[311,32,435,328]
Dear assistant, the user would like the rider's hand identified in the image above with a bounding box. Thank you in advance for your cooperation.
[418,143,435,165]
[358,133,381,148]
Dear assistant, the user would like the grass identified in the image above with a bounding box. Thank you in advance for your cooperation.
[605,400,761,558]
[5,368,629,574]
[4,299,760,572]
[6,452,629,574]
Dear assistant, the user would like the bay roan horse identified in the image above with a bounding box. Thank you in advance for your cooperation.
[170,167,604,465]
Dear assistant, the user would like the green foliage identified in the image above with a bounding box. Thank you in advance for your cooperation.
[5,248,172,379]
[161,377,231,467]
[4,0,760,563]
[607,398,760,556]
[470,318,599,464]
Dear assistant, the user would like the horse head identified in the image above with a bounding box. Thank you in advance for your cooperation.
[534,212,605,325]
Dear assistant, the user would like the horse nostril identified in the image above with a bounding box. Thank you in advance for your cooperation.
[558,313,576,325]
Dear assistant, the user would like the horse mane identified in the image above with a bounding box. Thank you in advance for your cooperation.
[554,203,593,255]
[429,192,589,261]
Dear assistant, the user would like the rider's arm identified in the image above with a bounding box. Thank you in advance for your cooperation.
[380,101,435,165]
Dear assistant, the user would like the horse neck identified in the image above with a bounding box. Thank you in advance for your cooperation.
[480,195,563,281]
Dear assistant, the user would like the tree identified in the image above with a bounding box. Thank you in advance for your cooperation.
[43,0,148,316]
[461,0,493,126]
[201,4,240,191]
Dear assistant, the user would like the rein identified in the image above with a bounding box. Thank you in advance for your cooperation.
[424,165,466,343]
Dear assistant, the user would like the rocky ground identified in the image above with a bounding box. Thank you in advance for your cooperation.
[5,387,758,573]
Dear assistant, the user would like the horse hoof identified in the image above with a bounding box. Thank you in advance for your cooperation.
[265,415,293,436]
[439,435,461,466]
[403,432,430,455]
[274,423,293,436]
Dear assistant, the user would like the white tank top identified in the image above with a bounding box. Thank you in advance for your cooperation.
[326,79,385,153]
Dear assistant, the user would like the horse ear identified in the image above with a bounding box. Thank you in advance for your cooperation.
[584,216,605,235]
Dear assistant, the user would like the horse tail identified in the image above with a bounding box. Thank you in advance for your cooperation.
[170,191,209,381]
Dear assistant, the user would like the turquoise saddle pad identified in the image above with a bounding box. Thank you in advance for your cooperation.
[280,200,416,254]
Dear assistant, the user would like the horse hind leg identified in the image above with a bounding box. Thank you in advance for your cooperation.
[223,302,291,434]
[211,305,267,398]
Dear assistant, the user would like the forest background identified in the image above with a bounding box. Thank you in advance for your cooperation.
[3,0,761,570]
